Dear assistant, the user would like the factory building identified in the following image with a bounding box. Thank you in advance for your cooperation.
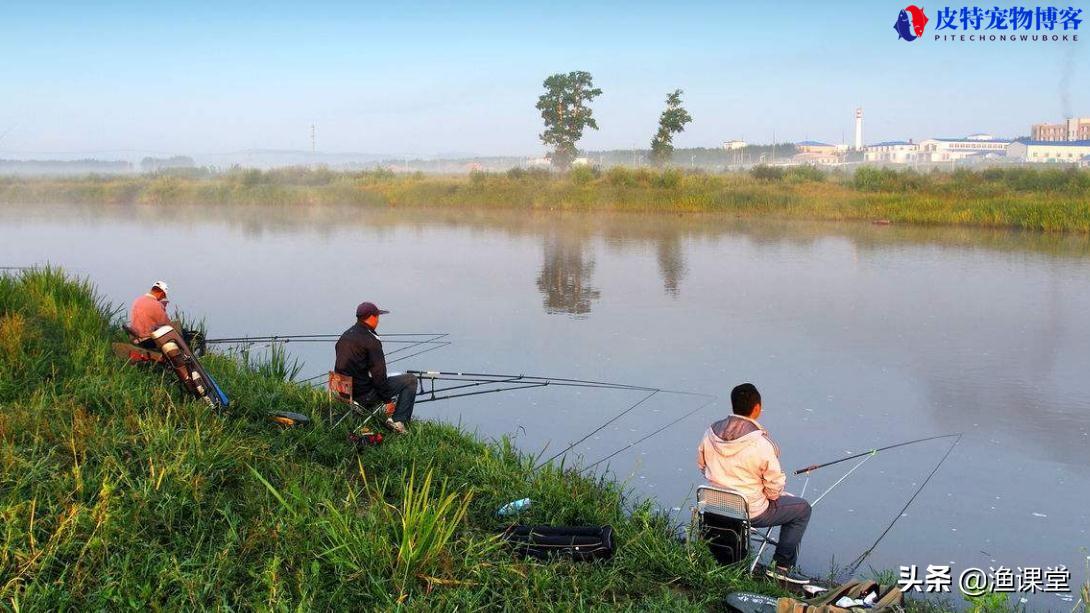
[917,137,1010,162]
[863,141,919,164]
[1006,140,1090,163]
[792,152,842,165]
[792,141,847,165]
[1031,117,1090,142]
[796,141,839,154]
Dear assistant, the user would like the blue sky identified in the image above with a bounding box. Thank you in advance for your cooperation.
[0,0,1086,156]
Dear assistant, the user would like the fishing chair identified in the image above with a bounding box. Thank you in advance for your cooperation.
[326,371,392,429]
[693,485,777,570]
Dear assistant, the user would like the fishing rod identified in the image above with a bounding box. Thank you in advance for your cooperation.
[742,434,964,574]
[405,370,717,469]
[206,332,449,340]
[385,335,450,356]
[793,433,964,476]
[840,433,962,578]
[205,333,450,345]
[582,396,717,471]
[408,370,708,396]
[208,333,451,364]
[782,433,963,578]
[386,341,452,364]
[536,390,660,468]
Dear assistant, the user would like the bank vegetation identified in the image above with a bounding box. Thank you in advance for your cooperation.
[1,165,1089,232]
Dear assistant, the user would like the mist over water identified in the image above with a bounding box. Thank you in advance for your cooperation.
[2,202,1088,603]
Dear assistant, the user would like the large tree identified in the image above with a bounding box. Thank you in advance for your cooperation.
[649,89,693,166]
[536,71,602,170]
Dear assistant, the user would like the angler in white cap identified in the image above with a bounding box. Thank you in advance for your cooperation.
[128,281,172,348]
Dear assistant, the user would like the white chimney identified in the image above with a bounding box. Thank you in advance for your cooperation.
[854,107,864,151]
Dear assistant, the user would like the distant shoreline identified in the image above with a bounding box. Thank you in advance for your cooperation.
[2,165,1089,233]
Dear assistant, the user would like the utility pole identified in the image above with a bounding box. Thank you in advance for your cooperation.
[310,124,316,154]
[772,129,776,165]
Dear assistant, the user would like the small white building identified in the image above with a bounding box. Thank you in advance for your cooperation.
[1006,140,1090,163]
[918,137,1010,162]
[722,140,747,151]
[863,141,919,164]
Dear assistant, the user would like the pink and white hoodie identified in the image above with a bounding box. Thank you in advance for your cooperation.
[696,415,786,518]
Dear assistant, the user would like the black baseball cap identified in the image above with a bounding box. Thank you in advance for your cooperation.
[355,301,389,318]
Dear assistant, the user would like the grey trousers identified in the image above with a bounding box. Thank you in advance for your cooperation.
[751,495,812,567]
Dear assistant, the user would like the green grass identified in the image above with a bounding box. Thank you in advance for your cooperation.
[3,165,1090,232]
[1,268,790,609]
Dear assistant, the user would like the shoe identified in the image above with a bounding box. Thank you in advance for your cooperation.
[385,418,407,434]
[766,566,811,585]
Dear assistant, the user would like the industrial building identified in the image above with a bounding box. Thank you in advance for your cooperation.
[796,141,839,154]
[917,136,1010,162]
[1031,117,1090,142]
[863,141,919,164]
[792,141,847,165]
[1006,140,1090,163]
[792,152,842,165]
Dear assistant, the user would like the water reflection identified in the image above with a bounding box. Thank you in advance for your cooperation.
[536,235,601,316]
[655,235,687,297]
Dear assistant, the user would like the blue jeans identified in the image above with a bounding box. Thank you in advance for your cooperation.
[385,373,418,423]
[751,495,811,568]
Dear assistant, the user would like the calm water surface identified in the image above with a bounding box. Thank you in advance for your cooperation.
[3,202,1088,602]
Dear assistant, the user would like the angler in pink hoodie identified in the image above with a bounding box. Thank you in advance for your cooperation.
[697,383,812,583]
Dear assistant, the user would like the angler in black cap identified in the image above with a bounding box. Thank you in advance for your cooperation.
[334,301,417,433]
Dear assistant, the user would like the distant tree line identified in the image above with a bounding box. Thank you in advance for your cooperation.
[141,156,196,172]
[0,159,132,175]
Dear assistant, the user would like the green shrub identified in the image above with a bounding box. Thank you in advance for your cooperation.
[785,165,825,183]
[569,165,596,185]
[750,165,784,181]
[606,166,636,187]
[469,169,489,185]
[852,167,923,192]
[653,168,682,189]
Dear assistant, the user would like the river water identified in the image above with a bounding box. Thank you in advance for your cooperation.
[2,202,1088,603]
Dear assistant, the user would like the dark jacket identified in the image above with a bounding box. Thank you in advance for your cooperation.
[334,322,391,399]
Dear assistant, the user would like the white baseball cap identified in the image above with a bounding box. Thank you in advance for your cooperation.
[152,280,169,294]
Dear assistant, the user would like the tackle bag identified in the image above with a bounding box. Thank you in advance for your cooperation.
[725,580,905,613]
[499,525,614,562]
[150,325,229,409]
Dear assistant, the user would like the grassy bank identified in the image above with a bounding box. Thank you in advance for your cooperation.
[0,268,778,609]
[2,165,1090,232]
